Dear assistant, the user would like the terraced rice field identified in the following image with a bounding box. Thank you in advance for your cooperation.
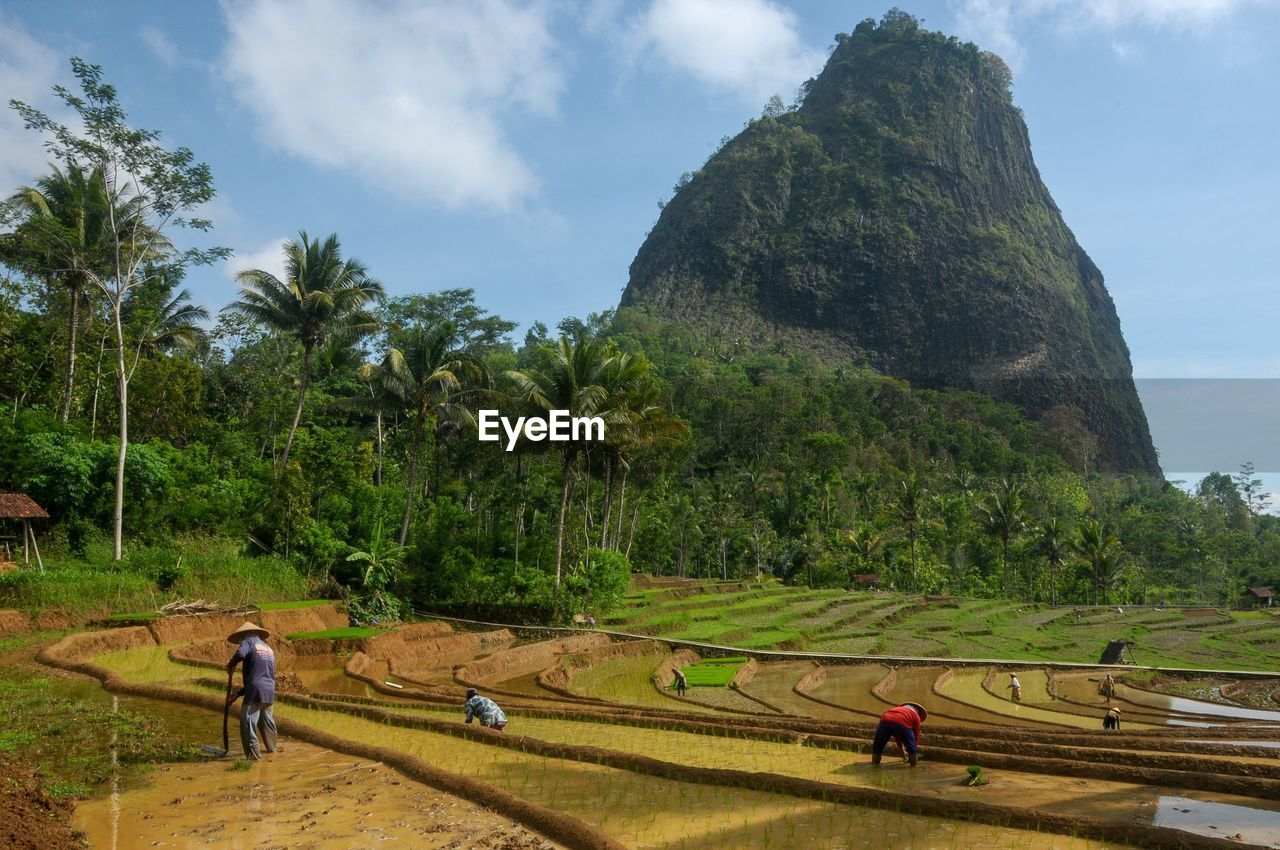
[608,580,1280,671]
[39,600,1280,850]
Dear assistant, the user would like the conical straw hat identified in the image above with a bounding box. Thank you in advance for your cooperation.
[905,702,928,721]
[227,621,270,644]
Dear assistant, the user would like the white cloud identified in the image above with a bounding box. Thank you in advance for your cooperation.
[0,11,63,196]
[951,0,1277,70]
[631,0,826,105]
[140,25,183,69]
[220,0,565,212]
[223,234,291,285]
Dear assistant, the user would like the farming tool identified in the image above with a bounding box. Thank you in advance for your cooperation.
[201,668,235,757]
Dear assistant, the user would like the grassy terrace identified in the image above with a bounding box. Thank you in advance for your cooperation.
[284,626,385,641]
[607,580,1280,671]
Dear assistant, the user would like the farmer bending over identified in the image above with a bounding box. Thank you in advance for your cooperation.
[226,621,278,760]
[464,688,507,730]
[871,702,927,767]
[1103,707,1122,731]
[673,667,687,696]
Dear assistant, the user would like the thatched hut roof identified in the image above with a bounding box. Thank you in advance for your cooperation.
[0,494,49,519]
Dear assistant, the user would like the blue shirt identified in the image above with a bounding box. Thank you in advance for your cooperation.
[464,695,506,726]
[229,636,276,704]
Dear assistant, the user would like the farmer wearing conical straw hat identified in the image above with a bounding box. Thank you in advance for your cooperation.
[871,702,927,767]
[1103,706,1122,731]
[226,621,278,759]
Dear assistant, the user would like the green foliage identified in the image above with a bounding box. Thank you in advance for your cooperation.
[0,669,197,799]
[285,626,386,640]
[681,657,748,687]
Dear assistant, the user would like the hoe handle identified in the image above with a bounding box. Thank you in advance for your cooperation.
[223,667,234,753]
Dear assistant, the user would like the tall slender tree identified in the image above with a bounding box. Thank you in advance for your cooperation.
[1037,517,1069,607]
[1075,520,1122,606]
[893,474,925,592]
[980,477,1026,598]
[11,58,229,559]
[226,231,382,476]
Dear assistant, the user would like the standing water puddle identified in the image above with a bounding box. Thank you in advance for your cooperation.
[1117,685,1280,722]
[1154,795,1280,847]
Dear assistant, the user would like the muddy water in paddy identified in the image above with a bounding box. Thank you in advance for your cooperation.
[290,655,379,697]
[806,665,893,717]
[877,666,1017,727]
[737,661,862,720]
[252,700,1141,850]
[1117,684,1280,724]
[562,654,718,712]
[73,740,561,850]
[82,634,1280,849]
[937,669,1132,730]
[1155,795,1280,847]
[1053,672,1231,726]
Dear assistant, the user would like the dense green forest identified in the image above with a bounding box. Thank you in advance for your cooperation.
[1,58,1277,623]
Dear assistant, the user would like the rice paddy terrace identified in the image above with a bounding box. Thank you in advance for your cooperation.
[23,587,1280,849]
[608,578,1280,670]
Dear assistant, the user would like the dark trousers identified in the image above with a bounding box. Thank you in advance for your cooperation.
[872,720,918,756]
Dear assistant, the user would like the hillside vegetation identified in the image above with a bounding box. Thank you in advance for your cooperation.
[609,579,1280,671]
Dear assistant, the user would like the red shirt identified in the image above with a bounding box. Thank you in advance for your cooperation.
[879,704,923,740]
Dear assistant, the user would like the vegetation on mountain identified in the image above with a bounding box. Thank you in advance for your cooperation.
[621,11,1159,475]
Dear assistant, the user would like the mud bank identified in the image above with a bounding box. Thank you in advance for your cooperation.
[457,633,613,686]
[143,602,346,644]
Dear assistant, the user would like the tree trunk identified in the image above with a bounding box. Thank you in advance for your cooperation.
[111,301,128,561]
[624,502,639,559]
[554,454,574,587]
[60,282,81,423]
[909,528,918,592]
[613,469,628,550]
[90,329,107,440]
[600,457,614,550]
[277,343,313,475]
[398,417,425,546]
[374,409,383,488]
[514,454,524,566]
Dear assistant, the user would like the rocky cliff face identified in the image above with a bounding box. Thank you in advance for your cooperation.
[620,13,1160,475]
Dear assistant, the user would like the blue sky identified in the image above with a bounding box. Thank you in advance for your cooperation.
[2,0,1279,479]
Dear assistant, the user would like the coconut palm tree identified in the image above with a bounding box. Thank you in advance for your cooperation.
[124,278,210,358]
[5,164,143,421]
[1074,520,1122,606]
[225,231,383,475]
[893,474,926,592]
[1037,517,1069,607]
[382,321,486,545]
[980,477,1026,598]
[507,338,640,587]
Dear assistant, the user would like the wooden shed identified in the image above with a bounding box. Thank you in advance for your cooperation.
[0,493,48,571]
[1242,587,1275,608]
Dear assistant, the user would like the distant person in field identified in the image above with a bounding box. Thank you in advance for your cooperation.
[1100,672,1116,702]
[1008,673,1022,702]
[1103,707,1122,731]
[464,688,507,730]
[871,702,926,767]
[225,621,278,760]
[672,667,687,696]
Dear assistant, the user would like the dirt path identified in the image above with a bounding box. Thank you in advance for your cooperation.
[73,740,561,849]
